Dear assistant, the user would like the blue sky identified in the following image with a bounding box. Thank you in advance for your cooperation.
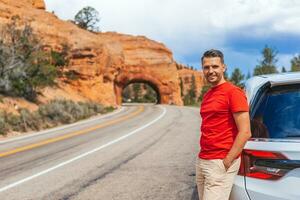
[44,0,300,77]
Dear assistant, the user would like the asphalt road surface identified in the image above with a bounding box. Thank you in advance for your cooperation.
[0,104,200,200]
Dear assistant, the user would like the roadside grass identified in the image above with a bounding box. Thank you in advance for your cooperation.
[0,99,115,136]
[185,101,201,108]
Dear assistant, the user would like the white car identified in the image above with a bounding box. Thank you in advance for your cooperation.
[230,72,300,200]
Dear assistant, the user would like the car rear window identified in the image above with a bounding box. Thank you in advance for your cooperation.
[252,84,300,138]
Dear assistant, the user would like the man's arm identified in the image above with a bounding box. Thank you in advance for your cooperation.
[223,111,251,170]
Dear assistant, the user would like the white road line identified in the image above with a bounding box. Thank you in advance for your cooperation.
[0,106,167,193]
[0,107,126,144]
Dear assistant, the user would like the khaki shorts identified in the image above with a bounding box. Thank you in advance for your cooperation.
[195,157,241,200]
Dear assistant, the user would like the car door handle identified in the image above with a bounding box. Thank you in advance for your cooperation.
[249,159,300,177]
[255,159,300,170]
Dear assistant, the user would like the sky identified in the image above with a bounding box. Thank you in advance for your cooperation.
[44,0,300,76]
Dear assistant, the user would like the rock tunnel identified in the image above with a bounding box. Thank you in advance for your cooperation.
[121,80,160,104]
[114,73,177,105]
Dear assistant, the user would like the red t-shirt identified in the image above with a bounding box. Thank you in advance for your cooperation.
[199,82,249,159]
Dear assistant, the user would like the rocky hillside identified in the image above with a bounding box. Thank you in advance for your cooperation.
[0,0,204,111]
[177,64,204,100]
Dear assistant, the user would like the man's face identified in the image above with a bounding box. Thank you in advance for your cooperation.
[202,57,226,86]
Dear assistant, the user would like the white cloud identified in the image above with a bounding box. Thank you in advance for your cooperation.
[45,0,300,46]
[44,0,300,72]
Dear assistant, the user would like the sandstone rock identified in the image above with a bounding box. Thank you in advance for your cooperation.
[0,0,45,10]
[178,65,204,101]
[30,0,45,9]
[0,0,206,108]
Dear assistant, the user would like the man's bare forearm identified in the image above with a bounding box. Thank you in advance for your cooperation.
[223,111,251,169]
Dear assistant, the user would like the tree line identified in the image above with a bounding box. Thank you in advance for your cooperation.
[122,83,157,103]
[229,45,300,88]
[185,45,300,105]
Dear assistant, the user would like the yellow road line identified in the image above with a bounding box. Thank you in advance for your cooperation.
[0,106,144,158]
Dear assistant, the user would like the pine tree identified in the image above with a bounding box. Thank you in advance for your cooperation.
[253,45,278,75]
[290,55,300,72]
[133,83,141,102]
[182,75,197,105]
[179,78,184,97]
[230,68,245,88]
[144,84,157,103]
[189,75,196,103]
[246,71,251,79]
[198,85,211,102]
[183,93,191,105]
[122,86,131,102]
[281,66,287,73]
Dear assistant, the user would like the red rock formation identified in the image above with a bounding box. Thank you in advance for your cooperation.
[177,64,204,101]
[30,0,45,9]
[0,0,206,107]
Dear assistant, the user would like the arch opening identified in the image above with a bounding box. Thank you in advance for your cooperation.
[121,80,160,104]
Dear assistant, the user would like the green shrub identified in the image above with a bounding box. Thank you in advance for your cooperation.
[104,106,115,113]
[64,70,80,80]
[79,101,105,116]
[0,16,58,101]
[38,100,74,124]
[0,112,8,135]
[0,99,114,135]
[38,99,110,125]
[19,108,43,131]
[51,51,68,67]
[61,99,84,121]
[5,112,23,132]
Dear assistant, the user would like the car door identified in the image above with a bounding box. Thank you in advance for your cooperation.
[241,83,300,200]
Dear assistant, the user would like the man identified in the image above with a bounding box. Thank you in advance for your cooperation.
[196,49,251,200]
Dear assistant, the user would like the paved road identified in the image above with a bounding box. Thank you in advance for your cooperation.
[0,104,200,200]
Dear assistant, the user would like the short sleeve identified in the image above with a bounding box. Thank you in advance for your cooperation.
[229,87,249,112]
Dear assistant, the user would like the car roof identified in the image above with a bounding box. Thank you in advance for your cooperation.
[245,72,300,103]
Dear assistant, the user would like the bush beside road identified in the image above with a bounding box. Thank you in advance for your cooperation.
[0,99,114,136]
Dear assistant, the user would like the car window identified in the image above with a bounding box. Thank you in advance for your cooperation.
[252,84,300,138]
